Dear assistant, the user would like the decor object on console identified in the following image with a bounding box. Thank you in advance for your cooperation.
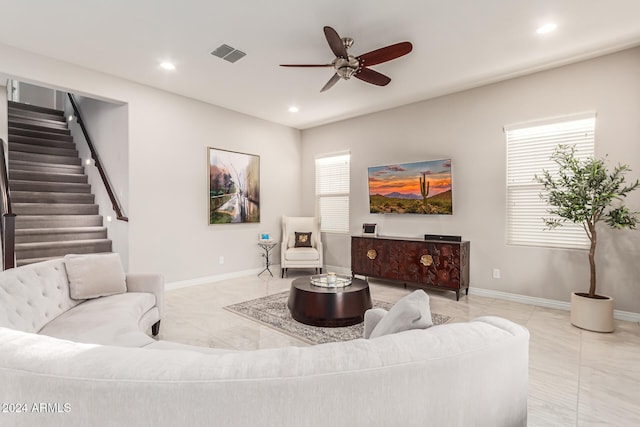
[208,147,260,224]
[352,235,470,300]
[368,159,452,215]
[280,216,323,277]
[535,144,639,332]
[362,223,377,236]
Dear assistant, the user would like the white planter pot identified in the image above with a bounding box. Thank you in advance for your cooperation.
[570,292,614,333]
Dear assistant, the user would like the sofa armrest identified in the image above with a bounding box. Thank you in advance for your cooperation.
[363,308,387,339]
[126,273,164,319]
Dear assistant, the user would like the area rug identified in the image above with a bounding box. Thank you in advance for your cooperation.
[224,291,451,345]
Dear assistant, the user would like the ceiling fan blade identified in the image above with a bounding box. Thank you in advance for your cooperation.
[357,42,413,67]
[355,67,391,86]
[280,64,333,67]
[320,73,341,92]
[324,26,348,58]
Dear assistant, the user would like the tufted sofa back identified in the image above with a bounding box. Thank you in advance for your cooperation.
[0,258,84,333]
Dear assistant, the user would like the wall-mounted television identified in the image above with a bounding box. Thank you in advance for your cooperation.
[368,159,452,215]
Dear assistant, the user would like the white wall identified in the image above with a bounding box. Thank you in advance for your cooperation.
[0,42,302,282]
[66,95,130,270]
[301,47,640,312]
[16,82,55,108]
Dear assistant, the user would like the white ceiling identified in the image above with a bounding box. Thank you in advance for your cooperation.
[1,0,640,130]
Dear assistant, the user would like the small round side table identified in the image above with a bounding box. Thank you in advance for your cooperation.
[257,241,278,277]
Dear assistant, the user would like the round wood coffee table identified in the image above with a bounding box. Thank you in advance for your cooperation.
[287,276,372,327]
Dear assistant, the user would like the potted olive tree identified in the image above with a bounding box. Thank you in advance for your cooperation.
[536,145,639,332]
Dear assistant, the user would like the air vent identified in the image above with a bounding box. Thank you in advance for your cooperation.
[210,44,246,63]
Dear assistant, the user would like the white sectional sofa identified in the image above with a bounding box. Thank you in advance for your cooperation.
[0,257,530,427]
[0,256,163,347]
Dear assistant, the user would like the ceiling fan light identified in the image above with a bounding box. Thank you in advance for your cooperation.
[160,61,176,70]
[288,106,299,113]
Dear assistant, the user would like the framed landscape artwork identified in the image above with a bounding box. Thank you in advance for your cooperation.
[368,159,453,215]
[208,147,260,224]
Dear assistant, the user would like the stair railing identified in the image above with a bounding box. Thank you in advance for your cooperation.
[67,94,128,222]
[0,138,16,270]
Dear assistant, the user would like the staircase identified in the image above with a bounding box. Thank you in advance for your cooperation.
[7,101,111,266]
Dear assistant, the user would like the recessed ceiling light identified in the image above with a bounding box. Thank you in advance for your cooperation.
[160,61,176,71]
[288,106,299,113]
[536,23,557,35]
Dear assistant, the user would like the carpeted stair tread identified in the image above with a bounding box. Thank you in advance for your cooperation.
[16,256,62,267]
[16,252,114,268]
[16,238,112,249]
[8,109,66,123]
[9,127,73,141]
[15,227,108,243]
[16,239,112,260]
[8,101,65,117]
[9,141,78,157]
[9,169,88,183]
[11,191,94,204]
[8,103,65,123]
[12,203,99,215]
[9,150,81,166]
[8,121,70,135]
[9,179,91,193]
[16,215,103,229]
[7,114,68,130]
[8,134,76,149]
[9,160,84,175]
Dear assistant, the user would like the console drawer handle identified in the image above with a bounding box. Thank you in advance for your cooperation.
[420,255,433,266]
[367,249,377,260]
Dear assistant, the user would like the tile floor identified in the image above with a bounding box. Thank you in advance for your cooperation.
[160,270,640,427]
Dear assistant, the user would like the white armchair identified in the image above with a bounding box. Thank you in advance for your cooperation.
[281,216,323,278]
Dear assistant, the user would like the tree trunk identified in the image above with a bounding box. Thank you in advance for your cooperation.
[588,223,597,298]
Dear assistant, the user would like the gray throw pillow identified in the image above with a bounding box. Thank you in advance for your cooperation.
[65,253,127,300]
[369,289,433,338]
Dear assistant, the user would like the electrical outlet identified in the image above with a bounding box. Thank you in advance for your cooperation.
[492,268,501,279]
[219,256,224,265]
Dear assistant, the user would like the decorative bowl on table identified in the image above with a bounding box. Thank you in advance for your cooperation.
[310,273,352,288]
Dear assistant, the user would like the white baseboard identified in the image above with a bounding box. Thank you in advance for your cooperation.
[469,287,640,322]
[165,266,640,323]
[165,267,268,291]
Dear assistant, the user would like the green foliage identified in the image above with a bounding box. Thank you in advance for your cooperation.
[369,192,453,215]
[534,144,639,297]
[535,145,639,232]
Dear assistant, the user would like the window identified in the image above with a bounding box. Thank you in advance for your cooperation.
[315,153,350,233]
[505,113,595,249]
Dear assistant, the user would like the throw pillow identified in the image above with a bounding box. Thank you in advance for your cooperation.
[369,289,433,339]
[65,253,127,300]
[294,232,313,248]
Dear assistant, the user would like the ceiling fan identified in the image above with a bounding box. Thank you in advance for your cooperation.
[280,26,413,92]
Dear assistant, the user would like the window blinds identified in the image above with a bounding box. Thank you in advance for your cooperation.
[315,154,350,234]
[505,114,595,249]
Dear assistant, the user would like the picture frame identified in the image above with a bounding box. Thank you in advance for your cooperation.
[368,158,453,215]
[259,232,271,242]
[208,147,260,224]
